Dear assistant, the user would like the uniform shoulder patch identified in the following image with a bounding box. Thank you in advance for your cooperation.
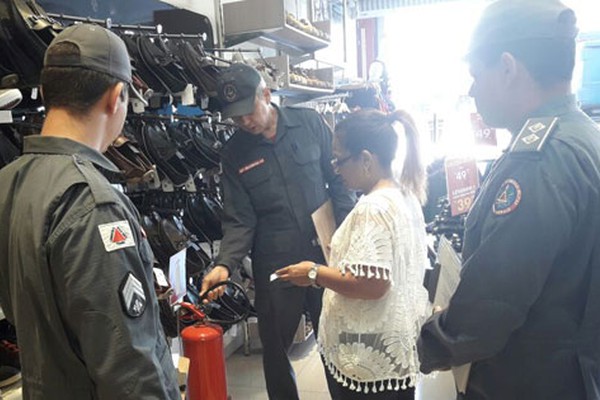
[119,272,147,318]
[98,220,136,252]
[493,179,522,215]
[510,117,558,153]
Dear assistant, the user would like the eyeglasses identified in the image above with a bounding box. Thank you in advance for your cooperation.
[330,154,353,169]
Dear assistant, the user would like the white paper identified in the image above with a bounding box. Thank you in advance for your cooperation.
[153,267,170,288]
[435,237,471,394]
[416,370,456,400]
[434,237,462,309]
[311,199,336,264]
[269,273,279,282]
[452,364,472,394]
[169,248,187,304]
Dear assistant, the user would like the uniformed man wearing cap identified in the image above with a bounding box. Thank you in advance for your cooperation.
[201,64,355,399]
[417,1,600,399]
[0,24,179,399]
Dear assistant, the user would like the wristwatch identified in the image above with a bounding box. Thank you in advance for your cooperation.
[308,263,321,288]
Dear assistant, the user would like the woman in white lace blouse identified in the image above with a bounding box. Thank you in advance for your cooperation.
[276,109,431,399]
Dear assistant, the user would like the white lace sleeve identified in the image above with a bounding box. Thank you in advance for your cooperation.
[334,200,395,282]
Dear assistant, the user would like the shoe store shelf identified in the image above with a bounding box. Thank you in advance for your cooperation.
[266,55,334,97]
[223,0,330,56]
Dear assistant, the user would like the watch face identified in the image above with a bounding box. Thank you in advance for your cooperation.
[308,269,317,280]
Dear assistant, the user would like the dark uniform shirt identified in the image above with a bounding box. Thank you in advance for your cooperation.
[418,95,600,400]
[215,105,355,282]
[0,136,179,400]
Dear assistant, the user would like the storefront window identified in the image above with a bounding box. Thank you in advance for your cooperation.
[379,0,600,162]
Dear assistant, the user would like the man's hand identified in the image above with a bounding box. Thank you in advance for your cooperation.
[275,261,314,287]
[200,265,230,303]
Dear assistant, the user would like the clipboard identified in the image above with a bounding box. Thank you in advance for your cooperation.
[435,237,471,394]
[311,199,336,264]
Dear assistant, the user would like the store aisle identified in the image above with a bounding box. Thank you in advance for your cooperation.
[226,336,330,400]
[225,336,457,400]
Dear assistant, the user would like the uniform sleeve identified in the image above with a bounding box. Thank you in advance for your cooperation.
[214,151,257,271]
[314,113,356,224]
[46,190,179,400]
[418,150,578,372]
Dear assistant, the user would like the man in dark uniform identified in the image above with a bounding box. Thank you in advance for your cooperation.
[0,24,180,399]
[201,64,355,399]
[417,1,600,399]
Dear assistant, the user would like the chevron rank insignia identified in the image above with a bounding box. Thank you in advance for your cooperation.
[119,272,147,318]
[510,117,558,153]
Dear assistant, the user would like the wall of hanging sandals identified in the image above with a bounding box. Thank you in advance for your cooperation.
[0,0,261,335]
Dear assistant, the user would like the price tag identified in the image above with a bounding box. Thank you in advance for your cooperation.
[471,113,497,146]
[445,158,480,216]
[0,110,13,124]
[130,98,146,114]
[179,83,195,106]
[153,268,170,288]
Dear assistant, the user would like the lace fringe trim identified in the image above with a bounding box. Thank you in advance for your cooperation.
[319,346,416,394]
[339,263,391,281]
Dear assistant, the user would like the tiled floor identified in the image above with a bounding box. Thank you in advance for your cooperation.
[226,336,331,400]
[225,336,457,400]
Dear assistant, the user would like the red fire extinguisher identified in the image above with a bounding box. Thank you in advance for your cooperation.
[179,302,228,400]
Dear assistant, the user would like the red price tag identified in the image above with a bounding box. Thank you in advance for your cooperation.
[445,158,480,216]
[471,113,497,146]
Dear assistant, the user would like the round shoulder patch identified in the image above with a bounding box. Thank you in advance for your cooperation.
[492,179,522,215]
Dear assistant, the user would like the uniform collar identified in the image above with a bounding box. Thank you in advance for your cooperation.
[275,104,302,129]
[528,94,578,120]
[238,104,303,144]
[23,136,121,174]
[259,104,302,144]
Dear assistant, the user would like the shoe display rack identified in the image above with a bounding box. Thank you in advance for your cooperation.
[222,0,336,99]
[222,0,331,56]
[266,54,334,96]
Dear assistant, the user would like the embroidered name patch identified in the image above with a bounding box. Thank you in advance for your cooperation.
[98,220,135,252]
[492,179,522,215]
[119,272,147,318]
[238,158,265,174]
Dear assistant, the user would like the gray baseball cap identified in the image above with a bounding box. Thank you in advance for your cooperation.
[45,24,132,82]
[44,24,147,104]
[467,0,578,58]
[217,63,262,118]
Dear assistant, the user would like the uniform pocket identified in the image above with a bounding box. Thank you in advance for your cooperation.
[239,162,275,213]
[239,162,272,188]
[292,143,320,165]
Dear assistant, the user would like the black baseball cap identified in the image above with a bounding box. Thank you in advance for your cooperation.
[217,63,262,118]
[467,0,578,59]
[44,23,147,105]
